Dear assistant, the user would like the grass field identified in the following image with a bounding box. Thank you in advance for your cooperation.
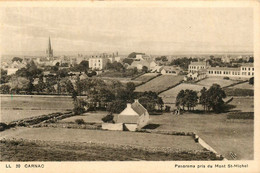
[60,111,110,123]
[196,77,241,88]
[0,127,203,151]
[231,82,254,90]
[149,112,253,160]
[0,95,73,123]
[134,73,159,82]
[135,75,184,93]
[0,139,220,161]
[228,97,254,112]
[159,83,204,104]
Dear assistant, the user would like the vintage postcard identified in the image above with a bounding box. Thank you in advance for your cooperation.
[0,1,259,173]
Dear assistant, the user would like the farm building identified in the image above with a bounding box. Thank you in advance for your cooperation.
[117,99,150,131]
[161,66,182,75]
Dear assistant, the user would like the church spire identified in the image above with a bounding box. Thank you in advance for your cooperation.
[46,36,53,57]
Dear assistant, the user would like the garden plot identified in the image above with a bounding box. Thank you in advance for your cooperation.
[135,75,184,93]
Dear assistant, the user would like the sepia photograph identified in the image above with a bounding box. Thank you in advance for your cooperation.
[0,1,259,172]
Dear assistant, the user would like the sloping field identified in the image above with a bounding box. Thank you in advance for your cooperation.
[135,75,184,93]
[229,96,254,112]
[134,73,159,82]
[1,95,73,123]
[159,83,204,104]
[196,77,241,88]
[231,82,254,90]
[149,112,253,160]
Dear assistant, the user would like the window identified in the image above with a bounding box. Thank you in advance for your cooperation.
[252,68,254,71]
[248,68,250,71]
[252,72,254,75]
[248,72,250,75]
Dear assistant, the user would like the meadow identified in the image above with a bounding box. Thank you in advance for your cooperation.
[149,112,253,160]
[135,75,184,93]
[134,73,159,82]
[0,95,73,123]
[196,77,242,88]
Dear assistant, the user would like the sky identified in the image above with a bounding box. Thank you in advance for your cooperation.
[0,6,254,55]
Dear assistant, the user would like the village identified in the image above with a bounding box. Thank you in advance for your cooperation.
[0,36,254,161]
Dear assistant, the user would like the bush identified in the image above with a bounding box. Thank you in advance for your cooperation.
[165,105,171,112]
[249,77,254,85]
[223,77,229,80]
[102,114,115,123]
[75,119,85,125]
[0,122,9,131]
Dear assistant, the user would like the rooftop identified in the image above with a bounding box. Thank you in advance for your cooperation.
[208,67,240,71]
[190,61,207,66]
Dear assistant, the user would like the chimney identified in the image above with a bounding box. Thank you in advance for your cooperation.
[126,103,132,108]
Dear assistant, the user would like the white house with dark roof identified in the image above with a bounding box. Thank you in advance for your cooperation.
[117,99,150,131]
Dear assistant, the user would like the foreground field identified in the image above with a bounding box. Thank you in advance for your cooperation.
[0,95,73,123]
[149,112,253,160]
[135,75,184,93]
[0,139,220,161]
[0,127,203,151]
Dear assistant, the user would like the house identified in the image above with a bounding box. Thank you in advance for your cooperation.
[117,99,150,131]
[130,59,158,71]
[151,66,163,73]
[89,55,109,70]
[161,66,181,75]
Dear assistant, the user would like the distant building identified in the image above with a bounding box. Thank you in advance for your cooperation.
[188,61,209,73]
[207,63,254,78]
[117,99,150,131]
[89,57,108,70]
[161,66,182,75]
[46,37,53,58]
[6,60,26,75]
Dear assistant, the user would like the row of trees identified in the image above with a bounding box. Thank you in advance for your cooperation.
[176,84,227,113]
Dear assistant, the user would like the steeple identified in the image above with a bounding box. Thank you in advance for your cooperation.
[46,36,53,57]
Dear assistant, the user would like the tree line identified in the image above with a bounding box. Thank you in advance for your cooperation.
[176,84,227,113]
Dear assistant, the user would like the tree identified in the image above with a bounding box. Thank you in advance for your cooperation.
[12,57,23,62]
[176,89,198,111]
[106,100,127,113]
[199,87,208,111]
[176,90,186,110]
[206,84,226,113]
[0,85,10,94]
[249,77,254,85]
[142,66,148,73]
[184,90,198,111]
[0,69,8,84]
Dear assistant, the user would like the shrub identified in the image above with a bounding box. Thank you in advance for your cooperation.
[249,77,254,85]
[223,77,229,80]
[75,119,85,125]
[165,105,171,112]
[102,114,115,123]
[0,122,9,131]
